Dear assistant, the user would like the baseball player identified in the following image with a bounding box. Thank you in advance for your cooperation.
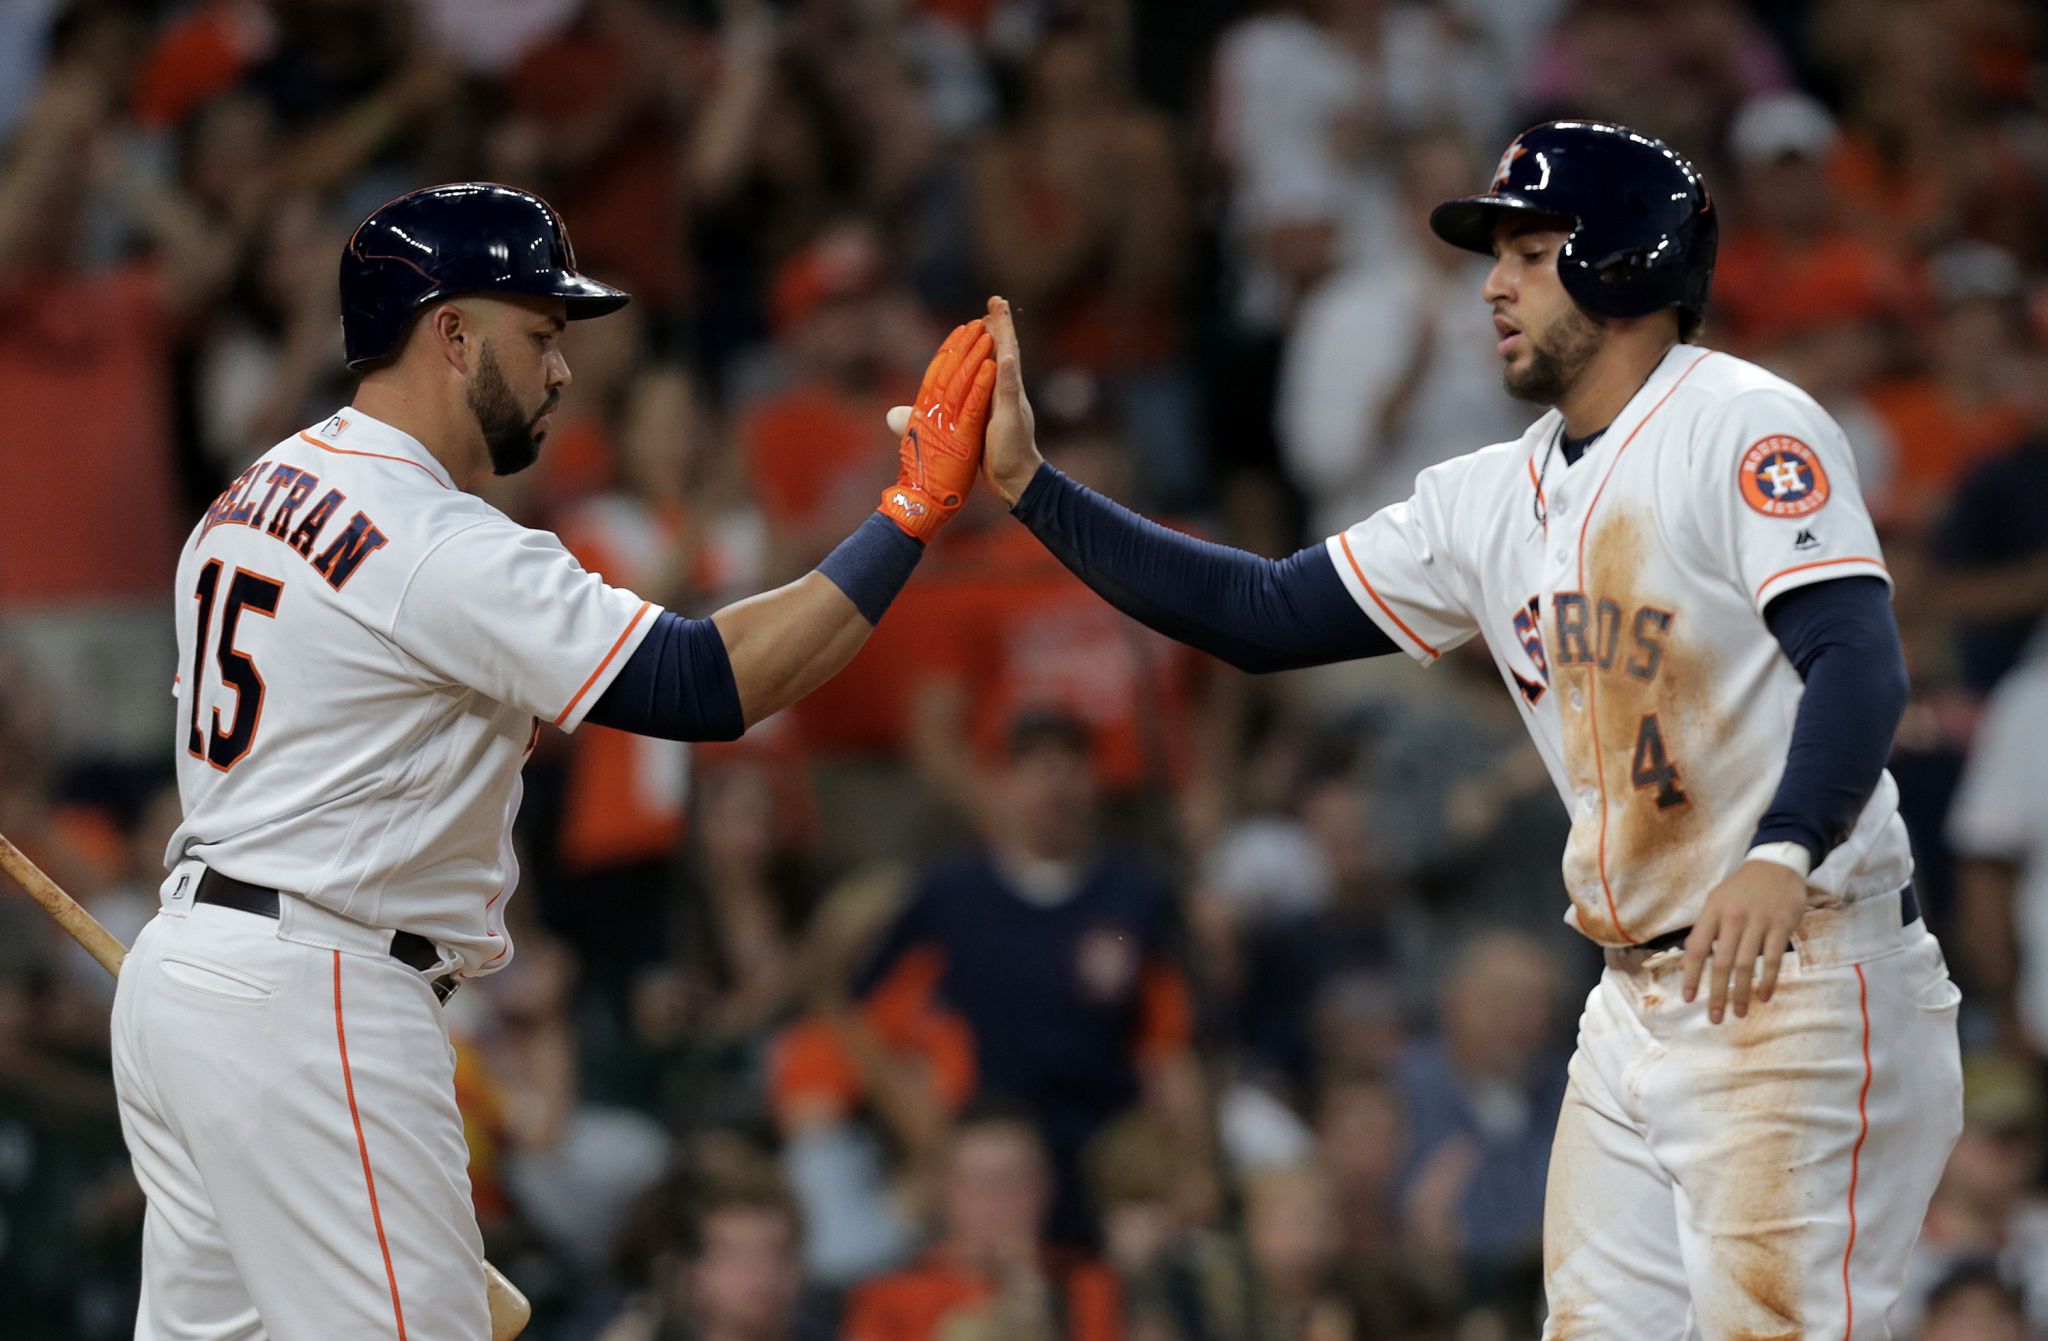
[111,182,995,1339]
[961,123,1964,1337]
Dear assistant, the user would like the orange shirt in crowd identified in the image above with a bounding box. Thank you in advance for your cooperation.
[1712,227,1912,353]
[554,502,691,872]
[919,525,1205,794]
[1865,378,2024,508]
[131,0,266,129]
[741,380,924,757]
[742,381,898,546]
[843,1249,1123,1341]
[0,265,182,607]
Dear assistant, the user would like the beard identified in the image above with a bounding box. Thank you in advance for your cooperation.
[467,342,557,476]
[1504,305,1606,406]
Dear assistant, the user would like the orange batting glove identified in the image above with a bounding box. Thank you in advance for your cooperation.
[878,319,997,541]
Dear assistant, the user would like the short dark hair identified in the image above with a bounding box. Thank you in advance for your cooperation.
[952,1097,1050,1152]
[1006,709,1093,761]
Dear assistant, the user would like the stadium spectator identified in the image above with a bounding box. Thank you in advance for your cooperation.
[1395,932,1568,1297]
[908,393,1235,845]
[1915,1264,2031,1341]
[843,1105,1123,1341]
[1896,1054,2048,1337]
[781,709,1201,1245]
[1947,654,2048,1051]
[1277,126,1526,536]
[968,14,1196,503]
[1931,344,2048,693]
[602,1159,830,1341]
[0,8,228,758]
[1366,647,1580,964]
[1866,243,2031,523]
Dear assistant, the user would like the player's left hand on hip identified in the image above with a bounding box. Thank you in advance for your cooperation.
[878,319,997,541]
[1681,860,1810,1023]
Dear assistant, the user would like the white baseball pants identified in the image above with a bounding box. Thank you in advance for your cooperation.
[110,887,490,1340]
[1542,891,1964,1340]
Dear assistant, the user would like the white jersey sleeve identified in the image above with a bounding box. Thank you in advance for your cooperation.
[391,516,660,730]
[1689,386,1890,613]
[1321,452,1484,663]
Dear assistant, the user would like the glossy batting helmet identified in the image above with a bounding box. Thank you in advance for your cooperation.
[340,182,630,370]
[1430,121,1716,336]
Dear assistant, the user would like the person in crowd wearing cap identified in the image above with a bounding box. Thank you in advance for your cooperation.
[776,709,1203,1250]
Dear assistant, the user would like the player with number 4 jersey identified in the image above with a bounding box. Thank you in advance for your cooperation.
[965,123,1961,1339]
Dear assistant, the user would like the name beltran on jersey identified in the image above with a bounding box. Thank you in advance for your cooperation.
[196,414,390,591]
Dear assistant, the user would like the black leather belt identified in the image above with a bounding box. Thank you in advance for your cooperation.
[1633,885,1921,955]
[195,869,457,999]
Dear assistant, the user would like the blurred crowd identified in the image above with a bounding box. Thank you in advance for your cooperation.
[3,0,2048,1338]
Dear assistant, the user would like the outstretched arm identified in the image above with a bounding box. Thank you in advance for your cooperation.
[964,296,1395,673]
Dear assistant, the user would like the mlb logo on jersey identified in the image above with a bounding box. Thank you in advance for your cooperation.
[1738,434,1831,518]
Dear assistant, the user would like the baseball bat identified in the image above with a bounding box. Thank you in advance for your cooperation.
[0,834,533,1340]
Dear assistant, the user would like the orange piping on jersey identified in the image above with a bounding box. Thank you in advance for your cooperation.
[297,431,449,489]
[552,601,652,727]
[1336,533,1441,659]
[1574,349,1714,945]
[1841,964,1872,1339]
[334,952,409,1341]
[1752,556,1888,604]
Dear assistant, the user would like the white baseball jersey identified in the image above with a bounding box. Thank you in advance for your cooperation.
[1325,344,1913,945]
[165,409,660,976]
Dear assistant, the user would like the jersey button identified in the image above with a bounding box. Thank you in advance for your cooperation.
[1570,690,1585,709]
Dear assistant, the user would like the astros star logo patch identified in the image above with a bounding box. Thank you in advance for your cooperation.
[1490,141,1530,191]
[1738,435,1830,518]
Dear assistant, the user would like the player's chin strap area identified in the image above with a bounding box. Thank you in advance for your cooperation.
[193,869,460,1002]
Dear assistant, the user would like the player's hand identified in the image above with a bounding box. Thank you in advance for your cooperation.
[1680,861,1810,1023]
[878,319,997,541]
[885,298,1041,508]
[982,295,1044,505]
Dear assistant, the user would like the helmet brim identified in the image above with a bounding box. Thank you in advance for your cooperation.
[1429,193,1579,256]
[557,272,631,319]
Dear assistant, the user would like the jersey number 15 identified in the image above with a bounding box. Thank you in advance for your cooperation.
[187,560,282,771]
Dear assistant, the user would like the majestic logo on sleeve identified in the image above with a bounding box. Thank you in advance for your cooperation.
[1738,435,1831,518]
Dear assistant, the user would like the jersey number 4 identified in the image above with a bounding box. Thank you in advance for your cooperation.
[187,560,282,771]
[1629,713,1688,810]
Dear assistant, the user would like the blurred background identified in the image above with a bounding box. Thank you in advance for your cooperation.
[2,0,2047,1338]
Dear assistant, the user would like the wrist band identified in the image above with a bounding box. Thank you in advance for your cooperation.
[1745,840,1813,879]
[818,512,924,625]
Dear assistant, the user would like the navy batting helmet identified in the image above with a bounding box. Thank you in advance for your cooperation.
[1430,121,1716,334]
[340,182,630,370]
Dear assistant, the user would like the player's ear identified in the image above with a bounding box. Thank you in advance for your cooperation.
[428,302,469,374]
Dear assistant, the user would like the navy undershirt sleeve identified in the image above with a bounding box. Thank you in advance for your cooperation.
[1752,576,1908,866]
[1011,463,1397,672]
[584,609,746,741]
